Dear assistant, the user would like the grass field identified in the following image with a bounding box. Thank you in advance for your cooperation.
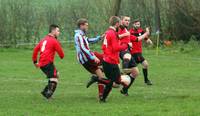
[0,47,200,116]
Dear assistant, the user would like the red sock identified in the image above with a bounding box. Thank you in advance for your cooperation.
[98,83,104,97]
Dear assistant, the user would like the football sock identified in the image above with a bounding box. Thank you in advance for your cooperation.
[102,81,113,100]
[98,83,104,97]
[49,81,57,93]
[143,68,148,82]
[42,85,48,93]
[122,75,135,93]
[127,75,135,89]
[45,81,57,98]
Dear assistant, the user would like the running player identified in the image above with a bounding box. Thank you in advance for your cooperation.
[100,16,132,102]
[117,16,139,96]
[129,19,153,85]
[74,18,110,100]
[118,16,132,68]
[32,24,64,99]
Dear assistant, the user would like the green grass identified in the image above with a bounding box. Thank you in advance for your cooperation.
[0,48,200,116]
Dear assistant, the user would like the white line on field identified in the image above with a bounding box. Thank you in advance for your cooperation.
[1,77,85,85]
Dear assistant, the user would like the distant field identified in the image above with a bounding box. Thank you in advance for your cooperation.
[0,48,199,116]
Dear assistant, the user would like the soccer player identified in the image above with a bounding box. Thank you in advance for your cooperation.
[118,16,132,68]
[101,16,131,102]
[32,24,64,99]
[118,16,142,96]
[129,19,153,85]
[120,26,150,96]
[74,18,110,100]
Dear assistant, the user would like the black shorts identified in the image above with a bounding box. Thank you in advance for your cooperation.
[127,57,137,68]
[119,50,130,60]
[102,61,120,82]
[132,53,145,64]
[82,60,99,74]
[40,63,58,79]
[120,50,137,68]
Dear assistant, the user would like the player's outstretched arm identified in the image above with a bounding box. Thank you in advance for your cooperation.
[87,35,101,44]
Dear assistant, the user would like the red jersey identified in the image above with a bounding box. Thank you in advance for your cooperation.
[102,27,128,64]
[129,28,145,54]
[118,27,130,45]
[32,35,64,67]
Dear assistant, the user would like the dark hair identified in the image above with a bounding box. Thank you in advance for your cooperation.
[49,24,59,33]
[109,16,120,26]
[77,18,88,28]
[132,18,140,23]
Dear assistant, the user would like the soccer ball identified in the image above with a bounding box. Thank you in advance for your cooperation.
[120,75,131,86]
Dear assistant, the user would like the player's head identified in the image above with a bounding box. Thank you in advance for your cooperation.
[77,18,88,32]
[132,19,141,29]
[49,24,60,38]
[121,16,130,28]
[109,16,121,29]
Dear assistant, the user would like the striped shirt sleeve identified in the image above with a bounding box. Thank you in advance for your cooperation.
[76,35,95,60]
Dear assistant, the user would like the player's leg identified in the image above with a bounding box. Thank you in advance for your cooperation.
[120,57,139,96]
[82,61,111,99]
[142,59,152,85]
[136,53,152,85]
[100,61,119,102]
[84,62,110,88]
[91,68,111,98]
[40,63,58,99]
[86,52,110,87]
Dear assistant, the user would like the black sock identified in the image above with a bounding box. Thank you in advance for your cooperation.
[46,81,57,97]
[50,81,57,93]
[127,76,135,89]
[102,81,113,100]
[143,68,148,82]
[42,85,48,93]
[122,75,135,93]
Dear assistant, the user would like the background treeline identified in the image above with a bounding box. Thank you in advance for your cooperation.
[0,0,200,47]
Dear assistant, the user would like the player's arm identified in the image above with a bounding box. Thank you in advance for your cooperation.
[137,28,150,42]
[145,38,153,45]
[87,35,101,44]
[76,35,95,60]
[111,33,128,52]
[32,43,40,68]
[54,40,64,59]
[118,31,130,39]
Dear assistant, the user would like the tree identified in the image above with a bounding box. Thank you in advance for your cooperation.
[113,0,122,16]
[155,0,162,39]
